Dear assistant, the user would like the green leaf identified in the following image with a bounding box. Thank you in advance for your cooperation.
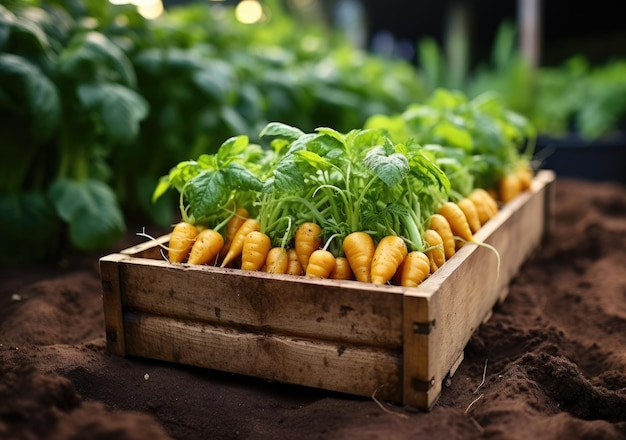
[192,60,236,102]
[59,31,136,87]
[77,82,149,144]
[184,169,228,222]
[346,128,386,150]
[0,191,61,264]
[259,121,305,142]
[48,179,125,252]
[221,162,264,192]
[0,6,54,60]
[432,119,474,151]
[407,150,451,193]
[295,150,333,171]
[0,54,60,145]
[362,144,409,187]
[152,174,172,203]
[306,132,346,161]
[216,135,249,165]
[265,159,304,193]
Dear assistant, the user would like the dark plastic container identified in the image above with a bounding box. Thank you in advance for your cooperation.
[534,132,626,184]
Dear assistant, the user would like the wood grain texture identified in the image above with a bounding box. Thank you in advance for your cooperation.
[124,312,403,401]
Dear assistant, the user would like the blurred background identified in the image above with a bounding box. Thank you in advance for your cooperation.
[2,0,625,263]
[160,0,626,65]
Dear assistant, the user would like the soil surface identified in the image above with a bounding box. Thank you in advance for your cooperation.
[1,178,626,440]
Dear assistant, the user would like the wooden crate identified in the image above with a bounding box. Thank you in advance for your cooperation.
[100,170,555,410]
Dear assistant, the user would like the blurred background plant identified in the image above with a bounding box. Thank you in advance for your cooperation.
[0,0,426,264]
[417,19,626,142]
[2,0,625,264]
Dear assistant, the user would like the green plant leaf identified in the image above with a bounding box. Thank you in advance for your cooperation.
[192,59,236,102]
[77,82,148,144]
[0,6,54,60]
[0,53,60,144]
[0,191,61,264]
[216,135,249,165]
[184,169,228,222]
[221,162,264,192]
[48,178,125,252]
[259,121,305,142]
[59,31,136,87]
[362,143,409,187]
[264,159,304,193]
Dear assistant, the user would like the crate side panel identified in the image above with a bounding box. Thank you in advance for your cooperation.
[117,261,405,348]
[401,171,553,409]
[419,172,553,399]
[123,313,402,401]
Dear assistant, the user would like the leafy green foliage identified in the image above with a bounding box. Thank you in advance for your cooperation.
[365,89,533,192]
[48,179,126,252]
[5,0,553,265]
[0,191,61,264]
[416,19,626,141]
[1,2,146,262]
[156,121,454,256]
[76,82,148,143]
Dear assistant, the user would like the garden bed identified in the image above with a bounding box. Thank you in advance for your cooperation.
[1,175,625,439]
[99,171,555,410]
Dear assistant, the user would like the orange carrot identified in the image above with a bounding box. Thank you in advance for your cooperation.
[265,247,289,274]
[286,248,303,276]
[469,193,491,226]
[438,202,473,243]
[370,235,408,285]
[220,218,261,268]
[516,163,533,191]
[342,231,375,283]
[241,230,271,271]
[399,251,431,287]
[498,173,522,203]
[469,189,497,225]
[305,249,336,278]
[428,213,456,260]
[168,221,199,263]
[219,207,249,260]
[457,198,481,234]
[187,228,224,265]
[423,229,445,273]
[330,256,354,280]
[294,222,322,272]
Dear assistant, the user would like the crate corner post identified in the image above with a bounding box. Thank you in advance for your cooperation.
[402,290,439,410]
[99,253,127,356]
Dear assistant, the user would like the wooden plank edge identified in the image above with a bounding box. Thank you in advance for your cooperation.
[99,253,129,355]
[120,234,170,258]
[123,312,403,402]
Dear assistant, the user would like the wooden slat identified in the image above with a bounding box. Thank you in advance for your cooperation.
[99,254,128,355]
[124,312,403,402]
[117,260,406,348]
[120,234,169,260]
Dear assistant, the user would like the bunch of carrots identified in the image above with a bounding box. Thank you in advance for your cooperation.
[153,119,534,288]
[166,186,504,287]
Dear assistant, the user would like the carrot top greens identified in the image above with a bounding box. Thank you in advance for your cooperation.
[154,89,533,255]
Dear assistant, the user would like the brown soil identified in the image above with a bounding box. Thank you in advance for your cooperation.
[1,178,626,440]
